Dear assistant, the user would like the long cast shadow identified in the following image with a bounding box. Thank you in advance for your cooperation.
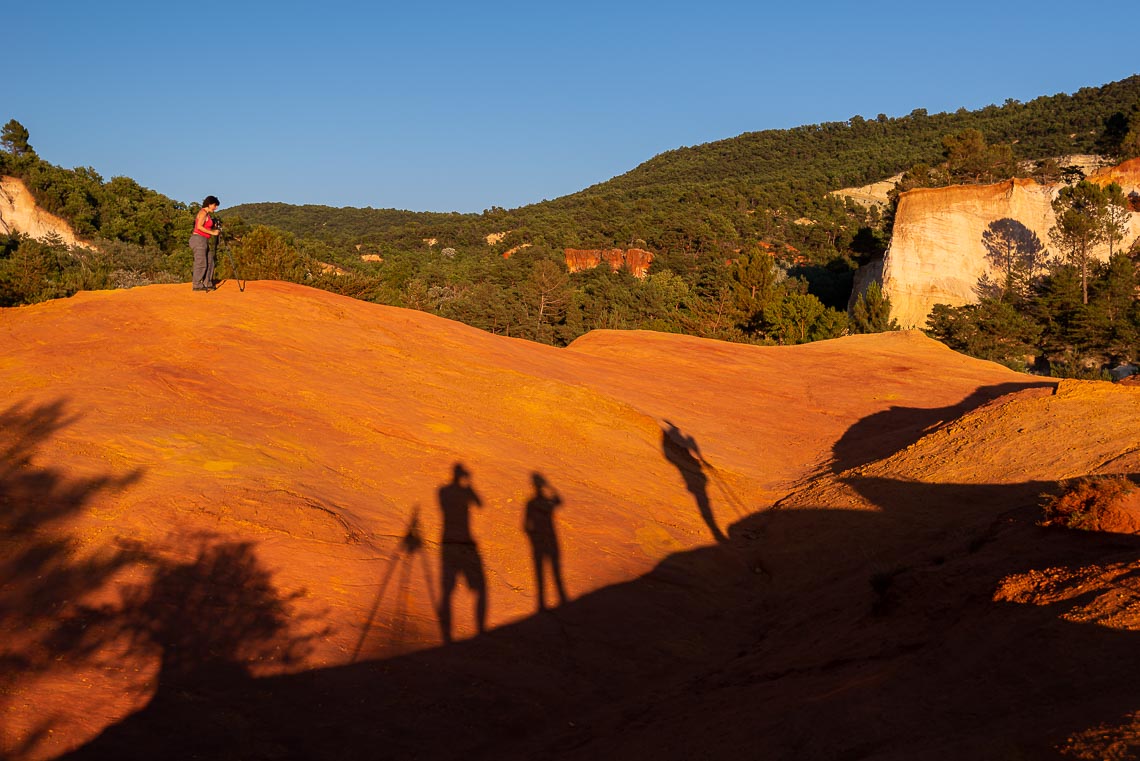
[662,420,728,543]
[59,538,323,761]
[55,400,1140,760]
[62,478,1140,761]
[438,462,487,643]
[351,508,434,662]
[523,472,568,611]
[830,381,1055,472]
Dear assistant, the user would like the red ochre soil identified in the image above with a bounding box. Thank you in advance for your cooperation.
[2,281,1139,760]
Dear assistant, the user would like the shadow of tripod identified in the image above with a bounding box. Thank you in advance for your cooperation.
[350,508,438,663]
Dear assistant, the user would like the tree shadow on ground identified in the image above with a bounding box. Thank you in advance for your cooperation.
[0,399,321,760]
[0,400,145,758]
[59,539,326,761]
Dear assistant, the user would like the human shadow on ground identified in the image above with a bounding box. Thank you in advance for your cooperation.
[662,420,728,543]
[523,472,568,611]
[438,462,487,643]
[57,404,1140,760]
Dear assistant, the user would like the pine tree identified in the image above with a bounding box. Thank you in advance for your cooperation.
[1,120,33,156]
[1050,181,1109,305]
[851,281,899,333]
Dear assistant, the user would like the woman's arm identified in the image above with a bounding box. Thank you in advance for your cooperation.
[193,209,218,237]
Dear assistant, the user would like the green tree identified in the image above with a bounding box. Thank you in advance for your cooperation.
[1088,253,1140,361]
[1103,182,1130,259]
[851,281,899,333]
[521,259,571,343]
[1096,111,1131,157]
[1031,264,1103,372]
[1120,128,1140,160]
[925,299,1040,371]
[762,291,847,345]
[941,128,1014,184]
[1,120,33,156]
[1050,181,1109,305]
[232,226,312,282]
[731,247,782,323]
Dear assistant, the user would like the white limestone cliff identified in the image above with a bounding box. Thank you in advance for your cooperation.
[0,175,89,248]
[876,159,1140,329]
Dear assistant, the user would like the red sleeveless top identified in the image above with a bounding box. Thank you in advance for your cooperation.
[194,214,214,238]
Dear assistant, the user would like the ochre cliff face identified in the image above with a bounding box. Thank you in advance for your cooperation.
[882,164,1140,329]
[564,248,655,278]
[0,176,88,247]
[1088,156,1140,195]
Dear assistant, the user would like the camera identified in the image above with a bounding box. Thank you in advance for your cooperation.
[211,215,223,229]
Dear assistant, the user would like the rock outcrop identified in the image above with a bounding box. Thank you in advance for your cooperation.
[831,173,904,208]
[0,176,88,248]
[564,247,655,278]
[878,160,1140,329]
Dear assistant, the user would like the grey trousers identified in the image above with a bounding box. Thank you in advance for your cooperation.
[190,235,215,289]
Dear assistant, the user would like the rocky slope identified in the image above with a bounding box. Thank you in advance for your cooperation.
[0,176,88,247]
[2,282,1138,760]
[879,158,1140,328]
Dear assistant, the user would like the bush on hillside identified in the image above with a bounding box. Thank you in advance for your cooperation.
[1040,476,1140,532]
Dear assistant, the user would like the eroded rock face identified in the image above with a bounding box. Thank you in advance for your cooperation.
[0,176,88,247]
[564,248,655,278]
[879,159,1140,329]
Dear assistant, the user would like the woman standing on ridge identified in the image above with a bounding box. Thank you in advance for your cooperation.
[190,195,221,291]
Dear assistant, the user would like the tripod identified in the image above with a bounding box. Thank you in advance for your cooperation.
[212,231,246,292]
[350,509,438,662]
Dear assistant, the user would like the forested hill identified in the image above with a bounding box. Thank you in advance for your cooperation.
[227,75,1140,257]
[579,77,1136,195]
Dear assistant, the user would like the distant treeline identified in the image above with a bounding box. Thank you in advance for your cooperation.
[2,76,1140,373]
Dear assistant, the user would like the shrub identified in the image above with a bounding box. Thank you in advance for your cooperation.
[1040,476,1138,531]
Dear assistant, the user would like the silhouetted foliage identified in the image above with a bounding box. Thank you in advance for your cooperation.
[0,400,144,756]
[979,218,1047,301]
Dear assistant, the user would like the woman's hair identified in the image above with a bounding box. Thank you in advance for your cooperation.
[202,195,220,207]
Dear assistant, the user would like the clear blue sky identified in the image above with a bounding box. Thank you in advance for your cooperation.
[7,1,1139,213]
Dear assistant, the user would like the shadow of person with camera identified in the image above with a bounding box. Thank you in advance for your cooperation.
[662,420,728,543]
[437,462,487,643]
[523,472,568,611]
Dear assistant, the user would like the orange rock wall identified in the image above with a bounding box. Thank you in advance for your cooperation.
[564,248,655,278]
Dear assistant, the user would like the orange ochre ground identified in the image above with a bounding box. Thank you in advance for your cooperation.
[2,281,1139,760]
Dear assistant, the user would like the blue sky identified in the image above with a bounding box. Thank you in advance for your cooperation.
[7,1,1139,212]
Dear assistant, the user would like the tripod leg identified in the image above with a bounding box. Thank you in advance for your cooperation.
[350,549,405,663]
